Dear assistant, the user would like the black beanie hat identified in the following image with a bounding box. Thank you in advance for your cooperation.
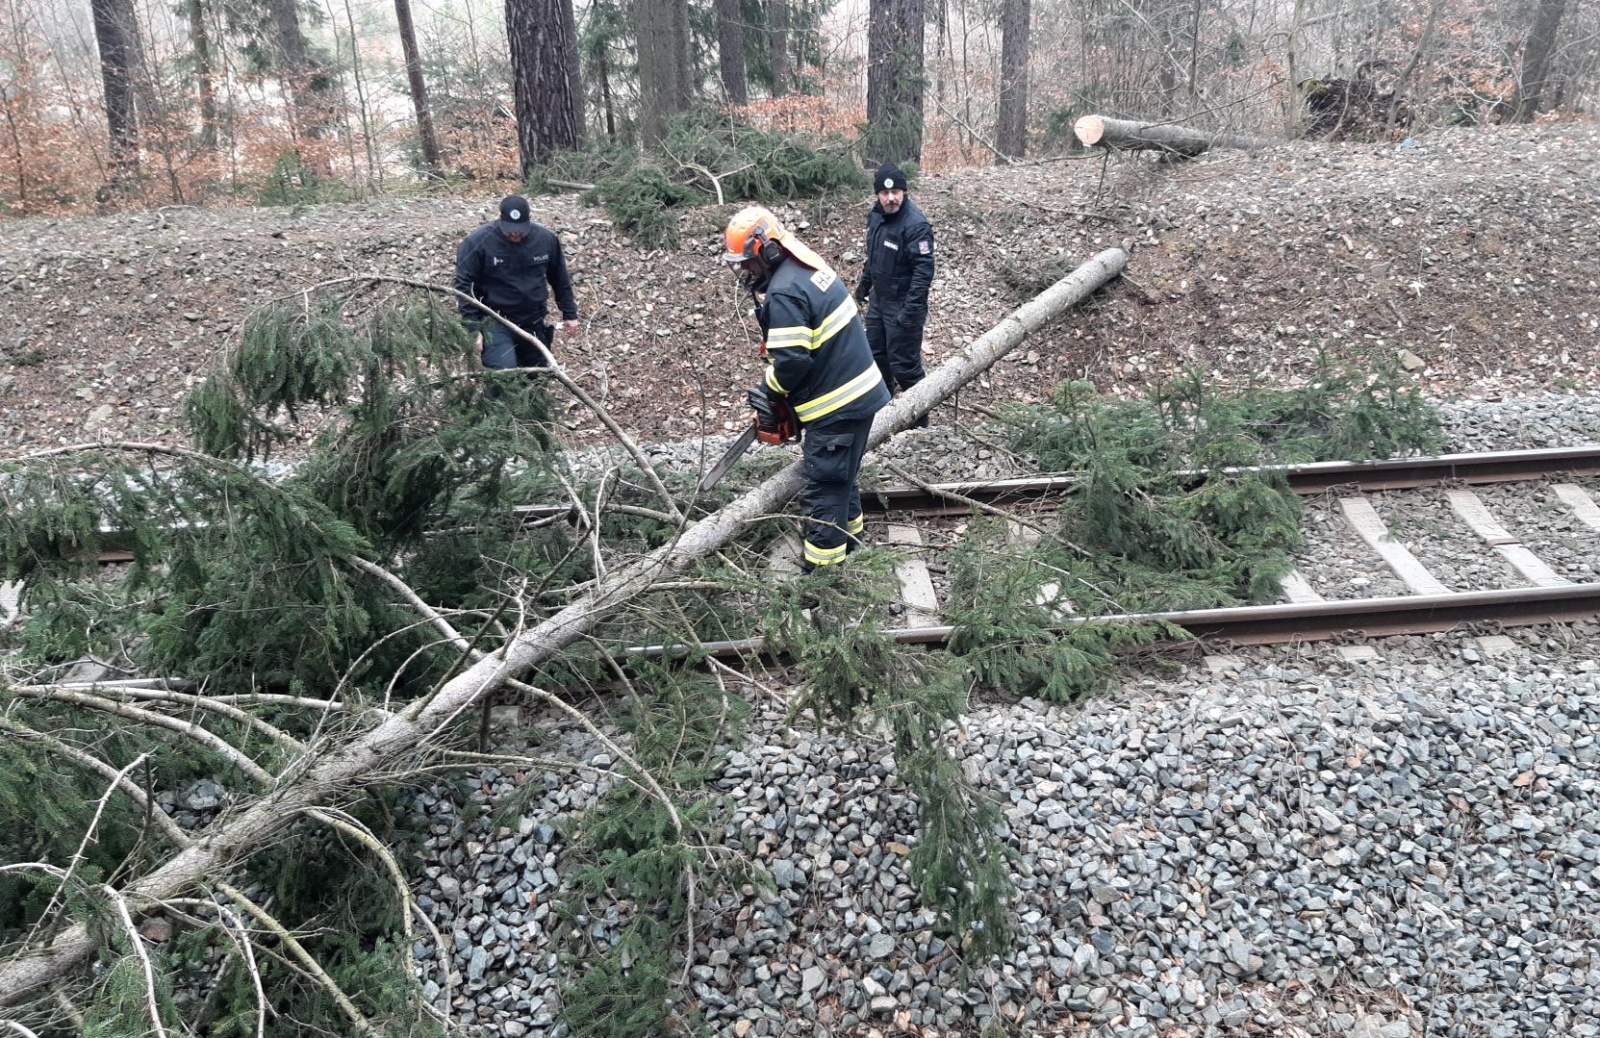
[874,163,907,193]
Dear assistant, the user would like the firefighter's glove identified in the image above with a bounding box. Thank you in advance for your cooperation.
[749,384,798,445]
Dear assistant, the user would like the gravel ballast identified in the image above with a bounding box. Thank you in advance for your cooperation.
[407,626,1600,1037]
[405,393,1600,1036]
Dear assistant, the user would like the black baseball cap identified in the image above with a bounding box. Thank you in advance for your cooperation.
[499,195,532,236]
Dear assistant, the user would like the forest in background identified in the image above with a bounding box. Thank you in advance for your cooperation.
[0,0,1595,216]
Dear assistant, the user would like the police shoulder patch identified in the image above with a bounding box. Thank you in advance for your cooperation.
[809,268,837,291]
[918,239,932,255]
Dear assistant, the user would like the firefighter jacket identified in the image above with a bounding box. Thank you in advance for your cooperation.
[455,222,578,330]
[759,257,891,426]
[855,197,935,320]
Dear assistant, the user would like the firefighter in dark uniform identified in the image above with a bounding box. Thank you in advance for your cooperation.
[855,163,934,418]
[721,205,891,572]
[454,194,581,371]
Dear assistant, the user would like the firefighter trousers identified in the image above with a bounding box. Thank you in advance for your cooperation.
[799,414,874,571]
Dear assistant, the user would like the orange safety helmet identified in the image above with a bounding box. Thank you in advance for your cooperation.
[722,205,784,265]
[721,205,832,272]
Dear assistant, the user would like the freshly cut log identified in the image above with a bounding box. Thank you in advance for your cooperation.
[1073,115,1263,155]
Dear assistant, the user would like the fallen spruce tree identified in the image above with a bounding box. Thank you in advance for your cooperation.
[0,250,1130,1030]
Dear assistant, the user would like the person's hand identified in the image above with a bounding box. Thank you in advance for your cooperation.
[563,319,581,335]
[475,331,484,353]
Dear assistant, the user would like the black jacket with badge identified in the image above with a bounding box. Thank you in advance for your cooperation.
[855,197,935,321]
[759,258,891,427]
[454,222,578,329]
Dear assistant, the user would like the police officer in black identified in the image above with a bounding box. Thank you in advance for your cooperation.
[855,163,935,416]
[454,195,581,371]
[721,205,891,572]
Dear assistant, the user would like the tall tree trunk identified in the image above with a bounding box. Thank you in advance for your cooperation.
[185,0,219,151]
[89,0,141,194]
[267,0,310,134]
[994,0,1029,161]
[598,52,617,140]
[1185,0,1203,100]
[634,0,693,144]
[1385,0,1445,133]
[266,0,330,172]
[865,0,926,163]
[507,0,584,172]
[561,0,585,142]
[716,0,748,104]
[768,0,789,98]
[1513,0,1567,122]
[1284,0,1306,137]
[393,0,442,173]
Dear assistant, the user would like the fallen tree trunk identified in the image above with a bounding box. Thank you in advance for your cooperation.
[0,247,1128,1008]
[1073,115,1264,156]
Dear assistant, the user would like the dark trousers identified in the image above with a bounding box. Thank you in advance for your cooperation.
[864,306,925,393]
[481,320,553,370]
[800,415,874,571]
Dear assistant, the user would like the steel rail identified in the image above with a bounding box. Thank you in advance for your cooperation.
[855,445,1600,513]
[502,447,1600,524]
[626,582,1600,662]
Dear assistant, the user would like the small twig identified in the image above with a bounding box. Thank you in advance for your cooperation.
[934,101,1015,164]
[881,461,1080,550]
[214,904,268,1038]
[706,656,788,704]
[23,754,150,952]
[103,886,169,1038]
[303,807,452,1016]
[218,882,378,1035]
[1005,196,1121,221]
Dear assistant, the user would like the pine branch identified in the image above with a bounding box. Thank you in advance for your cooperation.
[7,688,274,787]
[216,882,378,1036]
[20,754,152,954]
[14,681,307,756]
[274,273,687,526]
[0,719,190,848]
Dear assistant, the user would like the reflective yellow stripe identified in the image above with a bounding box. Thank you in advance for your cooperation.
[809,296,858,349]
[794,365,884,422]
[765,366,787,393]
[766,325,812,350]
[804,540,847,566]
[846,514,864,536]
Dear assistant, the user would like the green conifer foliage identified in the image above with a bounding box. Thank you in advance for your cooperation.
[1,286,582,1032]
[946,364,1443,702]
[762,561,1017,960]
[552,668,744,1038]
[536,113,865,247]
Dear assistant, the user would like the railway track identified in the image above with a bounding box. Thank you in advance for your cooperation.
[9,447,1600,663]
[633,445,1600,660]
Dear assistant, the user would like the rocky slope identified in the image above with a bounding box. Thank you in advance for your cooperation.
[2,122,1597,454]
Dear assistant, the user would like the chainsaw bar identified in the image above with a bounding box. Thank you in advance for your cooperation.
[698,421,759,491]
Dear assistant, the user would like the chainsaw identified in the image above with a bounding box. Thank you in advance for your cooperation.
[698,386,799,491]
